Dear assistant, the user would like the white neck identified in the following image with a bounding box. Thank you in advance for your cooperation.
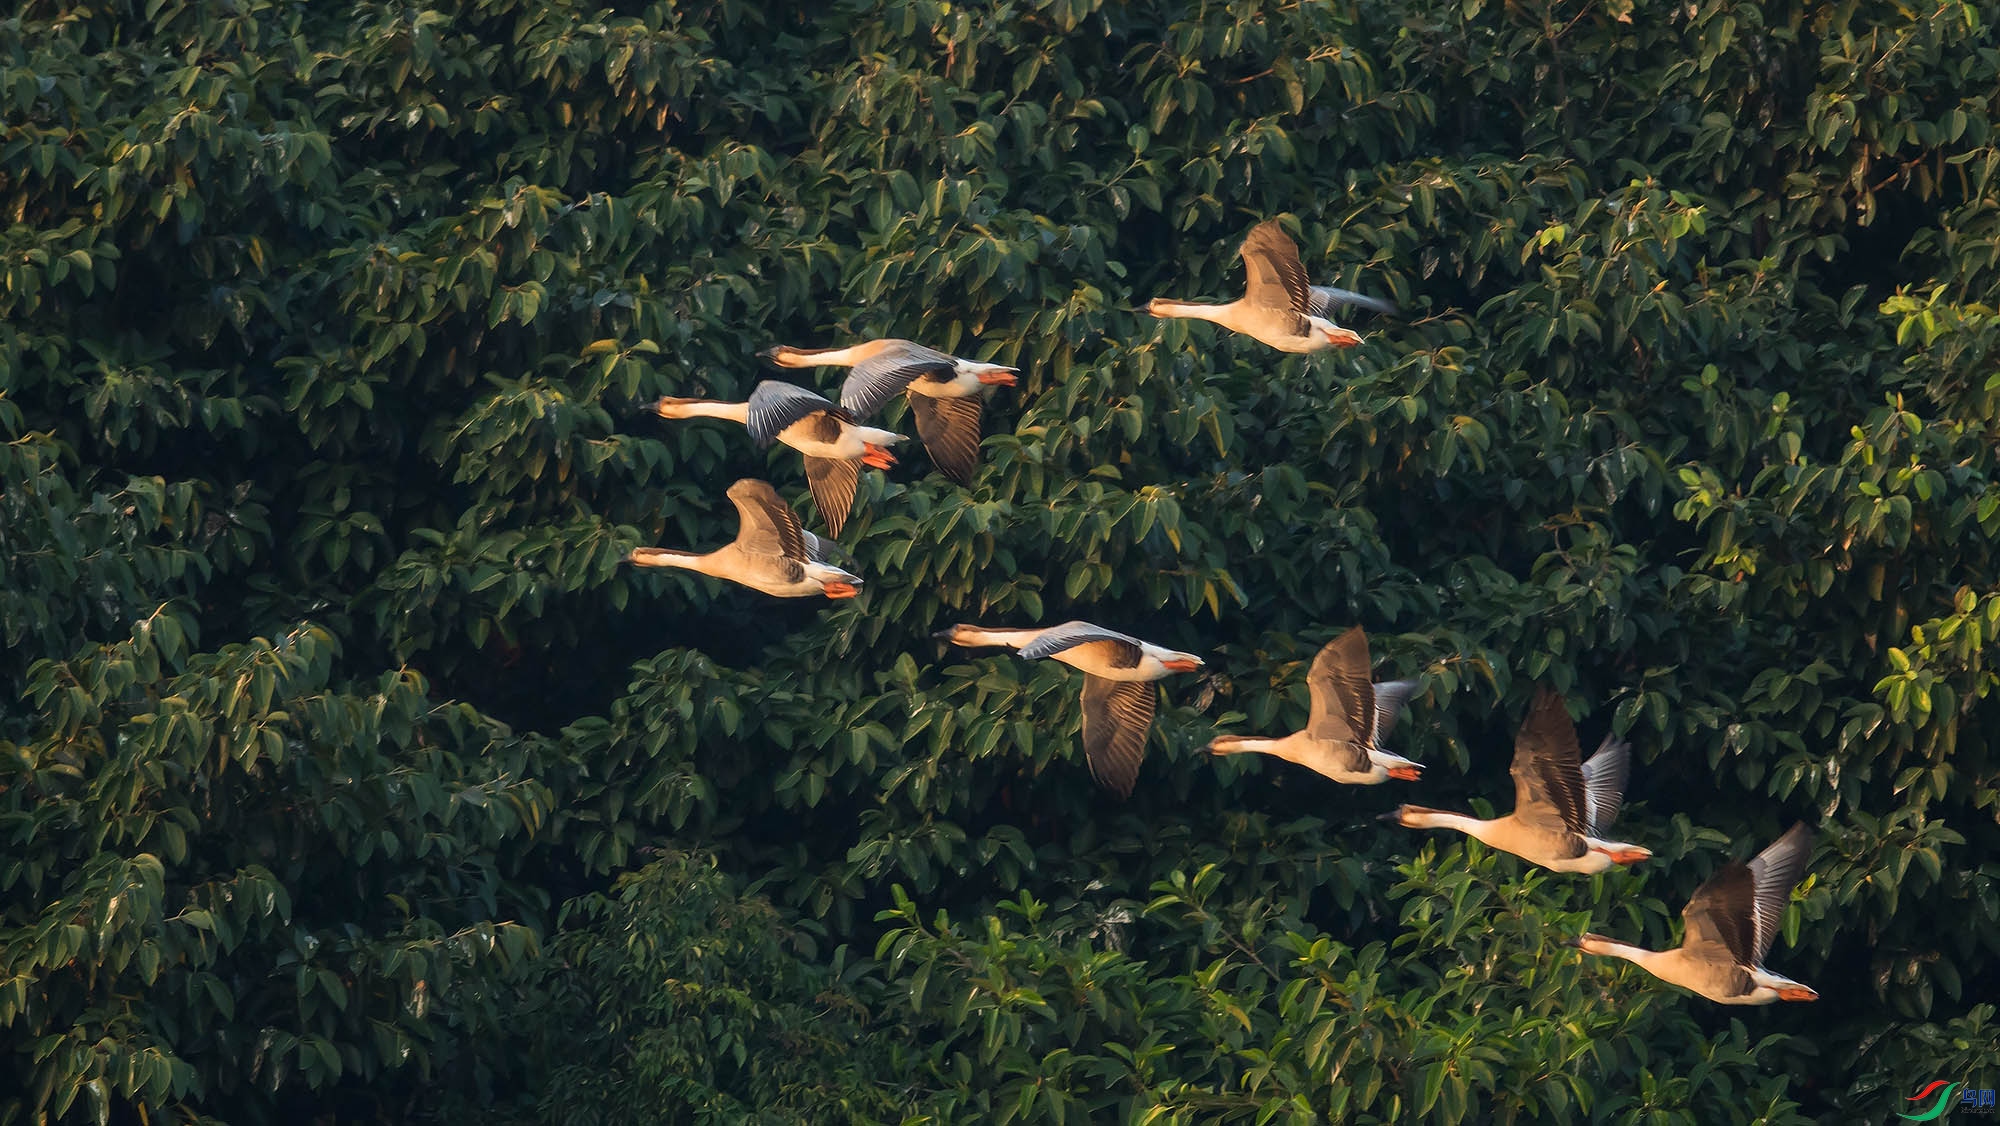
[1579,936,1663,971]
[668,400,749,423]
[949,626,1044,649]
[1210,735,1290,755]
[629,548,719,576]
[1403,808,1498,840]
[1149,300,1235,326]
[779,344,872,367]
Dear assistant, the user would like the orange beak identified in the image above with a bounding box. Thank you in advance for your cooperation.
[1386,765,1422,782]
[821,581,860,599]
[1325,328,1363,348]
[1776,985,1819,1002]
[1162,657,1202,672]
[861,444,897,470]
[1594,847,1652,866]
[977,370,1019,386]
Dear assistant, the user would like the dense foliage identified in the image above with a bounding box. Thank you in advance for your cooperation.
[4,0,1998,1122]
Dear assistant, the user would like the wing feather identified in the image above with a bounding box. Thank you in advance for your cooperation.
[1509,688,1590,834]
[801,456,860,538]
[1018,621,1142,662]
[1747,823,1814,965]
[723,479,807,559]
[1681,863,1759,966]
[1307,285,1399,319]
[747,380,845,447]
[1578,734,1632,836]
[1237,220,1311,323]
[1080,676,1154,798]
[840,342,956,417]
[910,394,984,484]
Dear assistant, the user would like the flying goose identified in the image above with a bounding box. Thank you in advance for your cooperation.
[759,340,1018,485]
[936,621,1203,797]
[1386,687,1651,872]
[626,478,863,599]
[1145,219,1396,353]
[650,380,904,537]
[1205,626,1424,784]
[1574,823,1818,1004]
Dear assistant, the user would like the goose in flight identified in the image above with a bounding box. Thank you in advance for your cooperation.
[1574,823,1818,1004]
[760,340,1018,485]
[936,621,1203,797]
[1386,687,1651,872]
[650,380,904,537]
[1205,626,1423,784]
[1145,219,1396,353]
[626,479,863,599]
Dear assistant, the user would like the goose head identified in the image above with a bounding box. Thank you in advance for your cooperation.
[757,345,809,367]
[1308,315,1363,348]
[650,396,703,418]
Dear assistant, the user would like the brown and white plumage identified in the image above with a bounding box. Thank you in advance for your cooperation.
[625,479,863,599]
[760,340,1017,485]
[936,621,1203,798]
[1145,220,1395,353]
[650,380,904,537]
[1205,626,1423,784]
[1576,823,1818,1005]
[1388,687,1651,873]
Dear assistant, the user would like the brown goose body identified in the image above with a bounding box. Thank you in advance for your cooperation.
[1206,626,1423,785]
[937,621,1203,798]
[1145,220,1394,352]
[650,380,904,536]
[761,339,1017,484]
[1389,688,1651,873]
[1576,824,1818,1005]
[626,479,863,599]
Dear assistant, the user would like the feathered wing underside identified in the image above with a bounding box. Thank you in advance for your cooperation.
[1237,221,1311,328]
[724,479,807,559]
[802,456,860,538]
[1747,823,1815,964]
[1018,621,1141,662]
[1509,688,1590,834]
[801,529,837,565]
[1305,628,1372,743]
[1578,735,1632,835]
[1681,862,1759,968]
[1080,675,1155,798]
[840,345,955,417]
[1307,285,1399,319]
[910,394,983,484]
[1371,679,1418,742]
[747,380,847,446]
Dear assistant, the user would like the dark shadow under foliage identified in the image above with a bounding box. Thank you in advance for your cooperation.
[3,0,1998,1123]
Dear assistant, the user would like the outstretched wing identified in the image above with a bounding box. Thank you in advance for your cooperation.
[1019,621,1143,663]
[1307,285,1399,319]
[1080,675,1155,798]
[1509,688,1590,834]
[1746,823,1814,965]
[1237,220,1311,324]
[1681,862,1759,966]
[748,380,844,446]
[840,343,956,418]
[1305,628,1372,749]
[801,456,860,538]
[910,394,984,485]
[724,479,807,560]
[1579,734,1632,836]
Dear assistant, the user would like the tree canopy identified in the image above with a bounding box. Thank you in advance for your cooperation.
[3,0,1997,1122]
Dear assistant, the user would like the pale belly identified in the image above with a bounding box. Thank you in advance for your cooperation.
[906,369,982,398]
[1051,650,1161,681]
